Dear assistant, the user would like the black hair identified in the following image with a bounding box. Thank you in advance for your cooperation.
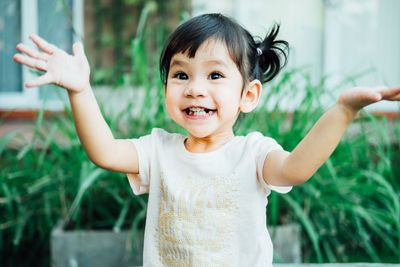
[160,13,289,84]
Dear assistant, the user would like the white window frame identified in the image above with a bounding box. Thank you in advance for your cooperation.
[0,0,84,111]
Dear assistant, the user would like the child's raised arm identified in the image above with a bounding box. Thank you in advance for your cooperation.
[263,86,400,186]
[13,35,139,174]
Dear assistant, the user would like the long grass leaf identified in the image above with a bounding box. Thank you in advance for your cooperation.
[64,166,106,225]
[113,198,131,232]
[0,131,18,156]
[282,193,323,262]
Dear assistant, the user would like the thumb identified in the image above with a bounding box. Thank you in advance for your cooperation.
[366,90,382,102]
[72,42,85,57]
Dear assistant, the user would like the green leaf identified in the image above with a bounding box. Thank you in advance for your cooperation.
[0,131,18,157]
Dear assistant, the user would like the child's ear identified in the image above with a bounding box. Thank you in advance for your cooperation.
[240,79,262,113]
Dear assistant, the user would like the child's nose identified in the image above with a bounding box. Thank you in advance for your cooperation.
[184,79,208,97]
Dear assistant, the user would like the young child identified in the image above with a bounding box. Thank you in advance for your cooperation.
[13,13,400,267]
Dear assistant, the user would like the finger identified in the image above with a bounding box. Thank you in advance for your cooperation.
[29,34,57,54]
[13,53,47,72]
[16,43,50,61]
[377,87,400,98]
[386,94,400,101]
[72,42,85,57]
[364,91,382,102]
[13,53,47,71]
[350,88,381,102]
[25,73,53,88]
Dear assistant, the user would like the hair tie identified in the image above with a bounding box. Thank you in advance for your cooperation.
[256,47,263,56]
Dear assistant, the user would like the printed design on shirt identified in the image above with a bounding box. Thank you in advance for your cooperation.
[157,172,240,266]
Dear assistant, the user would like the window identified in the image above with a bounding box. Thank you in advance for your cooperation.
[0,0,83,111]
[0,0,22,94]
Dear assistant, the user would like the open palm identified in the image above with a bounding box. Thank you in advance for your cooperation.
[13,34,90,93]
[338,86,400,113]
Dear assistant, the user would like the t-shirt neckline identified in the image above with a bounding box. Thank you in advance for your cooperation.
[178,135,238,159]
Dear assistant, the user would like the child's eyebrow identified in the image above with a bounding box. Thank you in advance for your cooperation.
[203,60,229,69]
[170,59,187,69]
[170,59,229,69]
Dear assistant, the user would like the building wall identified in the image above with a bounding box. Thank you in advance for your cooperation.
[192,0,325,81]
[324,0,400,111]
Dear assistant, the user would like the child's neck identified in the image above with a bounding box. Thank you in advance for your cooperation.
[184,131,234,153]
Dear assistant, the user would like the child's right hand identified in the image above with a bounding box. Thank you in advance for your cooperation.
[13,34,90,93]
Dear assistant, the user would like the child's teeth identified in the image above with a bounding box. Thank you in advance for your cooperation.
[188,107,207,116]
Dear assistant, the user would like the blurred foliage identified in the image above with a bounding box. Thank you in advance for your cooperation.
[85,0,190,86]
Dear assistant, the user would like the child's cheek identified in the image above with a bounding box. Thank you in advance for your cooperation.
[164,97,175,121]
[165,91,180,115]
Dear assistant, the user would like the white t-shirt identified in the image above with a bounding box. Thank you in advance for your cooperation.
[127,128,292,267]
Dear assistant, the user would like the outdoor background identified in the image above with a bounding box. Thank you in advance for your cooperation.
[1,0,400,266]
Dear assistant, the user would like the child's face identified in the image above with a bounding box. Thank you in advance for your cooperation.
[164,39,256,139]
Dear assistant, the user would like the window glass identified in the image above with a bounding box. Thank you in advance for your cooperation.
[0,0,22,93]
[38,0,73,100]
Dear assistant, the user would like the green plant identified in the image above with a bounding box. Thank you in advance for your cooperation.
[88,0,189,86]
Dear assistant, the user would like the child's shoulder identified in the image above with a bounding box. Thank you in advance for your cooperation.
[133,128,184,152]
[237,131,276,142]
[235,131,281,151]
[146,128,185,142]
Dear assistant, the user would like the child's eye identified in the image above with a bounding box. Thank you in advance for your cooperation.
[208,72,223,80]
[173,72,188,80]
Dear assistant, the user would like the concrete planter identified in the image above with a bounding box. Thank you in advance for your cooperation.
[270,223,302,263]
[51,223,301,267]
[51,222,144,267]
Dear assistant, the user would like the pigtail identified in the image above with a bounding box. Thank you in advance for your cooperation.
[255,24,289,83]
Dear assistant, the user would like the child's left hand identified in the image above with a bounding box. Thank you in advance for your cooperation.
[338,86,400,114]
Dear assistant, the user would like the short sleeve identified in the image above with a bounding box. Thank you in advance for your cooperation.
[126,133,153,195]
[249,132,292,194]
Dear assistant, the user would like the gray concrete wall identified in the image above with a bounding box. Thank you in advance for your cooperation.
[51,223,301,267]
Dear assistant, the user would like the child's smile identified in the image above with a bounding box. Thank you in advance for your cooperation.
[182,106,216,119]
